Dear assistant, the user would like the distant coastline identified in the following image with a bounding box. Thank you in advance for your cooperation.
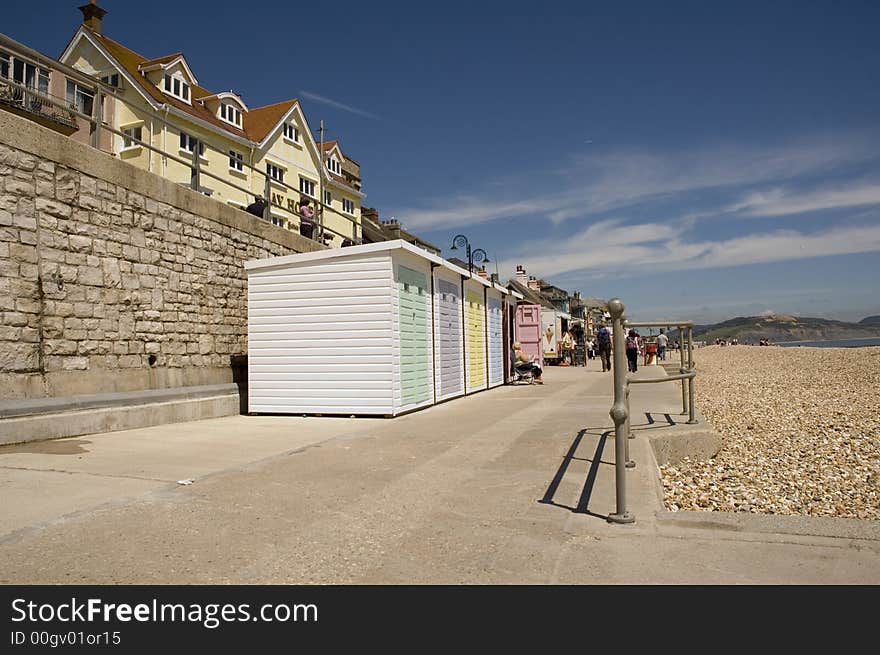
[775,337,880,348]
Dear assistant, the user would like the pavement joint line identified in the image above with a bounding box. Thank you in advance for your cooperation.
[0,465,172,484]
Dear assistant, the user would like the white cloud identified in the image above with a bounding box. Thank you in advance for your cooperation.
[299,91,379,120]
[505,221,880,279]
[731,183,880,217]
[392,133,879,231]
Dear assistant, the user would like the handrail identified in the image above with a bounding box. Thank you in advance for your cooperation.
[0,71,363,246]
[606,298,699,525]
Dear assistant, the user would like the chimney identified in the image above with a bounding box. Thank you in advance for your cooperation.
[515,265,528,285]
[527,275,540,291]
[79,1,107,34]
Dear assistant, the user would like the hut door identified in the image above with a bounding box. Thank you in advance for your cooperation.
[516,303,543,368]
[466,290,486,389]
[487,296,503,385]
[398,266,430,405]
[437,280,463,397]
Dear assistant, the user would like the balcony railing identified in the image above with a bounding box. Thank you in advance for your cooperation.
[0,78,78,131]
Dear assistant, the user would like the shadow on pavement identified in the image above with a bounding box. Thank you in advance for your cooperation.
[538,427,613,520]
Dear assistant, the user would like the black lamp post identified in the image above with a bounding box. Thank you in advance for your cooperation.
[451,234,490,277]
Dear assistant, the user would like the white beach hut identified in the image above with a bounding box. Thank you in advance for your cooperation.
[432,264,466,402]
[486,283,507,388]
[245,240,473,416]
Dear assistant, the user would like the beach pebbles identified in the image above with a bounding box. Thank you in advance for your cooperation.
[660,345,880,519]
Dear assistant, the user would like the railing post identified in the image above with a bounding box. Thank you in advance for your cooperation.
[687,327,697,424]
[679,323,688,415]
[624,383,634,468]
[90,91,103,150]
[190,141,200,192]
[607,298,635,524]
[262,174,272,222]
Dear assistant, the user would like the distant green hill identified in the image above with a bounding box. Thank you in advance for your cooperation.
[860,315,880,326]
[670,314,880,344]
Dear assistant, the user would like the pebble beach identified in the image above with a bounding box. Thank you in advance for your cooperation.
[660,345,880,519]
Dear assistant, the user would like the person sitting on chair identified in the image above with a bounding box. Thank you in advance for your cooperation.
[512,341,544,384]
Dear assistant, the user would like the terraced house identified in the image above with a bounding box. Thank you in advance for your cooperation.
[59,1,364,246]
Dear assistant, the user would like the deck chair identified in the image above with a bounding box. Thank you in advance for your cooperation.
[511,350,535,385]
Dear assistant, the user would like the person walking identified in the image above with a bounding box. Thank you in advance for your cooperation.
[625,328,641,373]
[596,324,612,372]
[656,329,668,361]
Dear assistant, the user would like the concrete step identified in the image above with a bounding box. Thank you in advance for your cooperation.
[0,384,243,446]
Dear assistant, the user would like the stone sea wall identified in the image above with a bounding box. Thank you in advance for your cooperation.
[0,110,324,400]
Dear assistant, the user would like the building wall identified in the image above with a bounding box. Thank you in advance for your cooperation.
[0,108,324,400]
[63,34,363,245]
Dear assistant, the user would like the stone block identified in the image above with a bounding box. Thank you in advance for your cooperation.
[13,213,37,230]
[74,303,94,318]
[117,354,141,368]
[15,298,40,314]
[78,194,101,210]
[102,258,122,287]
[121,274,140,290]
[62,356,90,370]
[77,267,104,286]
[0,342,39,371]
[46,340,78,355]
[5,178,34,195]
[9,243,37,263]
[68,235,92,252]
[3,312,29,327]
[36,178,55,198]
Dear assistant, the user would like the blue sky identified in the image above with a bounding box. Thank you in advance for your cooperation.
[7,0,880,322]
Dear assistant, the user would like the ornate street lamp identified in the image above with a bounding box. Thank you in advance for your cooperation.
[451,234,490,277]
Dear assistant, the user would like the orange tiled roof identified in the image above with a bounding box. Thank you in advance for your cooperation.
[138,52,184,68]
[89,30,293,143]
[244,99,298,143]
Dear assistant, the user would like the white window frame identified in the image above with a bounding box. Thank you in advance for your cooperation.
[229,149,244,172]
[66,79,94,115]
[100,72,120,87]
[179,131,206,159]
[299,176,316,198]
[121,123,143,151]
[342,198,355,215]
[266,162,286,184]
[163,73,191,103]
[323,190,332,207]
[327,157,341,175]
[219,102,242,128]
[282,122,300,143]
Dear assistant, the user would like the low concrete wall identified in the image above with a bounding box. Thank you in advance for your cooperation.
[0,390,240,445]
[648,428,722,466]
[0,109,325,400]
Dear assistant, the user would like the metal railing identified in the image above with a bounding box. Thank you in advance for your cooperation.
[605,298,698,524]
[0,72,363,247]
[0,78,78,129]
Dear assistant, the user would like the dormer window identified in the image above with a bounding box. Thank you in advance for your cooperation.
[327,157,341,175]
[282,123,299,143]
[163,74,190,102]
[219,102,242,127]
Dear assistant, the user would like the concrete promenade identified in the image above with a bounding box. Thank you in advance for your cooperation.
[1,361,878,584]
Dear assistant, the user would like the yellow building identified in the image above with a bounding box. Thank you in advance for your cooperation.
[59,1,364,246]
